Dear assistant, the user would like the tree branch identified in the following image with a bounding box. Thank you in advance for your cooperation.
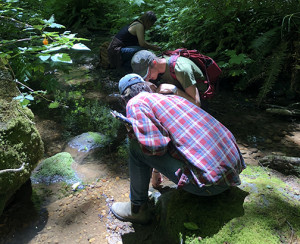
[17,108,35,124]
[0,16,32,28]
[0,162,26,174]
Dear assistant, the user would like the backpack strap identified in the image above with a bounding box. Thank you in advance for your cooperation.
[168,54,179,80]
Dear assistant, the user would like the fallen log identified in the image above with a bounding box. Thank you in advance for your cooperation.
[259,155,300,177]
[265,103,300,117]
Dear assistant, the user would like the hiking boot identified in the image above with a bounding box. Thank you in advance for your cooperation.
[111,202,151,224]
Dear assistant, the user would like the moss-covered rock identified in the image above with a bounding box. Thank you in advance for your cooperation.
[156,166,300,244]
[0,68,44,217]
[31,152,78,184]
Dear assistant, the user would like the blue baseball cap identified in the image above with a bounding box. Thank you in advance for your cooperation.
[118,73,145,94]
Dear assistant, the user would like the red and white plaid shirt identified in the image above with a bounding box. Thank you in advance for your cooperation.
[126,92,246,188]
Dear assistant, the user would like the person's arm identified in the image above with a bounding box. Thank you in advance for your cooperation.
[151,169,163,188]
[173,62,202,107]
[184,85,201,107]
[133,23,160,51]
[156,83,201,107]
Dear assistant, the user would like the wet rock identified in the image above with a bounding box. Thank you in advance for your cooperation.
[67,132,109,152]
[265,139,273,143]
[249,148,258,154]
[259,155,300,177]
[272,135,281,141]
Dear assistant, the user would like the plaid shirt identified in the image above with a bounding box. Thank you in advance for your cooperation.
[126,92,246,188]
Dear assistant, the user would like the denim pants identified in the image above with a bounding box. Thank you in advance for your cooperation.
[120,46,144,72]
[129,139,229,205]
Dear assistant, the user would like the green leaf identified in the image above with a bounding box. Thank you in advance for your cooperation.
[38,54,51,61]
[184,222,199,230]
[64,33,77,39]
[25,94,34,101]
[49,23,65,28]
[51,53,72,63]
[13,95,24,101]
[229,54,247,65]
[72,43,91,51]
[20,99,30,107]
[32,25,44,31]
[130,0,144,7]
[42,45,69,53]
[44,15,55,24]
[48,101,60,109]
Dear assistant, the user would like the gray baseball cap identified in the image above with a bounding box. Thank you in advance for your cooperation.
[118,73,145,94]
[131,50,156,79]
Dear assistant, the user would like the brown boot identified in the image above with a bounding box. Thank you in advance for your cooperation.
[111,202,151,224]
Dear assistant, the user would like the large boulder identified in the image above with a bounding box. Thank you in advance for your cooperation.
[0,67,44,217]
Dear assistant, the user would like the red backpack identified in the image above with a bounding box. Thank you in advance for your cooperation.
[162,48,222,99]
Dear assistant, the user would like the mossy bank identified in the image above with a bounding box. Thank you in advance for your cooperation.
[156,165,300,244]
[0,68,44,217]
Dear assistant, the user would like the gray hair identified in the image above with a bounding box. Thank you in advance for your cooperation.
[122,83,152,104]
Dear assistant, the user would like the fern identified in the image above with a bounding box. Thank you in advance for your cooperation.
[257,42,287,105]
[291,39,300,94]
[250,27,281,56]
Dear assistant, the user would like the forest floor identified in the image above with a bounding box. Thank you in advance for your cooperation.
[0,32,299,244]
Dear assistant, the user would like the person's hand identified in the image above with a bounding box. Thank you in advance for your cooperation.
[152,45,161,51]
[156,83,177,94]
[145,81,157,93]
[151,169,163,189]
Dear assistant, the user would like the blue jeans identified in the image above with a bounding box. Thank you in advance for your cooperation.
[120,46,144,72]
[129,139,229,205]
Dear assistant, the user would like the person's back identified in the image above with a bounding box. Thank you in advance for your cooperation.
[126,91,245,187]
[115,23,140,47]
[107,11,160,72]
[160,56,206,93]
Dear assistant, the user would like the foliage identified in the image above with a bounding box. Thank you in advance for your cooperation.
[153,0,299,103]
[0,0,90,107]
[116,140,129,161]
[42,0,116,30]
[257,42,288,104]
[42,0,152,31]
[53,89,122,140]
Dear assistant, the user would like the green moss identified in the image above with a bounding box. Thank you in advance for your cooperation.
[159,165,300,244]
[32,152,75,181]
[0,100,44,217]
[87,131,107,145]
[241,166,286,187]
